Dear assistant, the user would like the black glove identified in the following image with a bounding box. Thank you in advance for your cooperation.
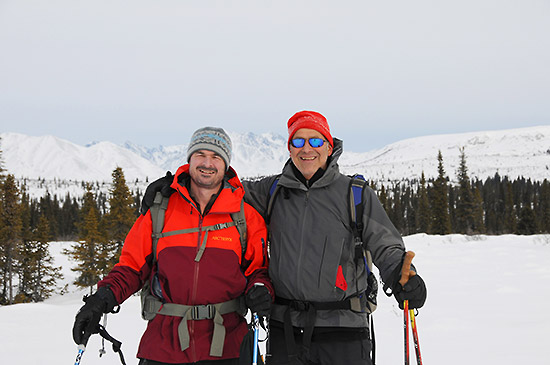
[245,284,272,317]
[72,286,118,346]
[393,274,427,310]
[140,171,175,215]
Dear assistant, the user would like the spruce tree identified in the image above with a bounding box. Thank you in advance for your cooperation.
[104,167,135,269]
[429,151,452,235]
[65,184,107,293]
[455,147,475,234]
[416,172,431,233]
[15,188,34,303]
[517,204,537,234]
[0,175,22,304]
[503,180,517,233]
[389,183,403,233]
[472,183,486,234]
[29,216,64,301]
[540,180,550,233]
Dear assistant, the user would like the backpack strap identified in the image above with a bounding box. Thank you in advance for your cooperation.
[349,174,377,364]
[349,174,367,240]
[150,192,170,263]
[230,199,247,257]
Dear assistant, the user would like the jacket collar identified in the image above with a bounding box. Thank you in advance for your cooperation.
[170,164,245,214]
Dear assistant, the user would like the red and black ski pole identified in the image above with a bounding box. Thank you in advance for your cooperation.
[399,251,423,365]
[409,308,423,364]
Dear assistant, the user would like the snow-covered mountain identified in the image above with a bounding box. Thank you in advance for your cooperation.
[1,125,549,199]
[338,126,550,182]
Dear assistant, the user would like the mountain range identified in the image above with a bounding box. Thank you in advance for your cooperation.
[1,126,549,199]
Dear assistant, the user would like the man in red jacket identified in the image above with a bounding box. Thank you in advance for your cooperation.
[72,127,273,365]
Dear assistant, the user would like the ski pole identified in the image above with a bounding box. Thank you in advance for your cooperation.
[74,344,85,365]
[409,309,423,365]
[399,251,416,365]
[403,300,410,365]
[252,313,260,365]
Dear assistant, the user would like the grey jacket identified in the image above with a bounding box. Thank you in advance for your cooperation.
[243,138,405,328]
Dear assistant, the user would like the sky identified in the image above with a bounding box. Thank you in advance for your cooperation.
[1,0,549,152]
[1,234,548,364]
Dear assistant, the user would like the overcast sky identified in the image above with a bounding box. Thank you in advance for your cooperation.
[1,0,548,152]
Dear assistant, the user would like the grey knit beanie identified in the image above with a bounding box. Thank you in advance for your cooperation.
[187,127,232,170]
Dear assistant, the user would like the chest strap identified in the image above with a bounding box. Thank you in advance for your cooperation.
[145,296,245,357]
[152,221,237,262]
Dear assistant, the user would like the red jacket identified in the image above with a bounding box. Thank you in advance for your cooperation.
[99,165,272,363]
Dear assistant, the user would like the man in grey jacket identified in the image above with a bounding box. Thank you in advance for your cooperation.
[141,111,427,365]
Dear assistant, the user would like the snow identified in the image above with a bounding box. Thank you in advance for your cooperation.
[1,234,548,364]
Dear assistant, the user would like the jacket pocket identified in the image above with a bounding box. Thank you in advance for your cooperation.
[317,237,346,295]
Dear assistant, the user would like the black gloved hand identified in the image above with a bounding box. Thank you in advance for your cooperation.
[140,171,175,215]
[72,286,118,346]
[393,274,427,310]
[245,284,272,317]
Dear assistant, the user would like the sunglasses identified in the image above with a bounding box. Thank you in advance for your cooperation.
[290,138,327,148]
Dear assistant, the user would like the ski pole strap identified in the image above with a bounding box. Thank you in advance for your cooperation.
[97,324,126,365]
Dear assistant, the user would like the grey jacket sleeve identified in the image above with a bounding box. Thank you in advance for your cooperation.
[242,175,279,219]
[361,185,407,283]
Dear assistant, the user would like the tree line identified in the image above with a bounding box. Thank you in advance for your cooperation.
[376,149,550,236]
[1,143,549,305]
[1,156,137,304]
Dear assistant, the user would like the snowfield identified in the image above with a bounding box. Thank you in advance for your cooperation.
[1,234,548,364]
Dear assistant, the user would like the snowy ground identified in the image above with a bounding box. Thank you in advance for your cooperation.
[1,234,549,364]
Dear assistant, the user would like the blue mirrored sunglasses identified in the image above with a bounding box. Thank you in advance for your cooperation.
[290,138,327,148]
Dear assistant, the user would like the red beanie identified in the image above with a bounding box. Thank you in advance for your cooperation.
[287,111,334,150]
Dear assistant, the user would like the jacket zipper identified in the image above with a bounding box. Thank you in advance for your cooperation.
[296,190,309,294]
[190,213,203,362]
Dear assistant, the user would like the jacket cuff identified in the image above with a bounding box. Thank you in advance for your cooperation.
[96,285,119,313]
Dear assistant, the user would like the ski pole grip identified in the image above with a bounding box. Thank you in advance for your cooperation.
[399,251,416,287]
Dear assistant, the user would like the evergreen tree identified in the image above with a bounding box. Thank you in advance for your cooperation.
[429,151,452,234]
[388,183,403,233]
[471,183,486,233]
[503,180,517,233]
[58,193,79,240]
[416,172,431,233]
[15,188,34,303]
[64,184,107,293]
[378,184,389,213]
[403,185,416,235]
[455,147,475,234]
[28,216,64,301]
[540,180,550,233]
[104,167,135,269]
[0,175,22,304]
[517,204,537,234]
[134,188,142,217]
